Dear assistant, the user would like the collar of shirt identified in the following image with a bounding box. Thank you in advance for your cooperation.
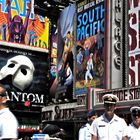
[85,123,91,130]
[130,122,140,129]
[101,113,119,123]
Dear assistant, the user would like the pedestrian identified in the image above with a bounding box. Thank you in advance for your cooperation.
[78,109,97,140]
[123,106,140,140]
[0,84,18,139]
[89,94,127,140]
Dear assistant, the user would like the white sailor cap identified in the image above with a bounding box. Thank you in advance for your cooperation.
[130,106,140,116]
[102,94,119,104]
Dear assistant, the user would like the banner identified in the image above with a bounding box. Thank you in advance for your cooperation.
[0,0,49,49]
[0,44,49,106]
[56,4,76,103]
[128,0,140,86]
[75,0,105,96]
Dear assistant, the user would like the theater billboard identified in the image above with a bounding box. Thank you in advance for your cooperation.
[0,44,49,107]
[0,0,49,50]
[75,0,107,96]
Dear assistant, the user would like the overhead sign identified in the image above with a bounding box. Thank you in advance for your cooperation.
[95,86,140,105]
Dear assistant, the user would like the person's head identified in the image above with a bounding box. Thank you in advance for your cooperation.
[87,109,97,125]
[130,106,140,128]
[89,53,93,58]
[66,62,69,68]
[67,31,71,38]
[102,94,119,120]
[0,84,7,109]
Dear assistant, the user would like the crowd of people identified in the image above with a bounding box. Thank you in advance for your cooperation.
[78,94,140,140]
[0,82,140,140]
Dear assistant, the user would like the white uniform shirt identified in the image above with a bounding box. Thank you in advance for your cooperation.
[0,108,18,139]
[89,114,127,140]
[125,123,140,140]
[78,123,92,140]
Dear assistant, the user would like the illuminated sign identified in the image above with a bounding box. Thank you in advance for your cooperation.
[113,0,122,70]
[95,86,140,105]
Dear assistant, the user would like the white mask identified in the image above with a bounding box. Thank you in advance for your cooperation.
[0,55,35,91]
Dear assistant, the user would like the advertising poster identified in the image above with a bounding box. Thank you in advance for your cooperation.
[0,0,49,49]
[128,0,140,86]
[56,4,76,102]
[0,45,49,107]
[75,0,105,96]
[49,24,58,100]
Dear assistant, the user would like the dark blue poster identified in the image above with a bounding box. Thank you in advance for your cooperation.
[75,0,105,96]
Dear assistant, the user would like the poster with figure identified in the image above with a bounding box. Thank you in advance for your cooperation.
[75,0,105,96]
[0,0,49,49]
[0,44,49,107]
[56,4,76,103]
[128,0,140,86]
[49,24,58,102]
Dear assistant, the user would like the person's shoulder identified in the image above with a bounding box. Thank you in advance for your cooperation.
[92,115,102,124]
[114,114,127,123]
[95,115,103,121]
[81,123,88,128]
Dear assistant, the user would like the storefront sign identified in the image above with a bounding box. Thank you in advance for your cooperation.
[95,86,140,105]
[42,103,78,121]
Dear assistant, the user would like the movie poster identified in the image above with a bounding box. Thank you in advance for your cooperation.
[56,4,76,103]
[75,0,105,96]
[0,0,49,49]
[0,45,49,107]
[128,0,140,86]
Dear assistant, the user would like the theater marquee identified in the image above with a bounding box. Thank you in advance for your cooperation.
[95,86,140,106]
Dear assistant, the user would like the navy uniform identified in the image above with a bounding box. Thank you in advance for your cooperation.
[78,110,97,140]
[124,106,140,140]
[89,94,127,140]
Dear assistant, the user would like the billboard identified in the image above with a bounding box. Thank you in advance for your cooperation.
[0,44,49,107]
[128,0,140,86]
[0,0,49,49]
[56,4,76,102]
[75,0,105,96]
